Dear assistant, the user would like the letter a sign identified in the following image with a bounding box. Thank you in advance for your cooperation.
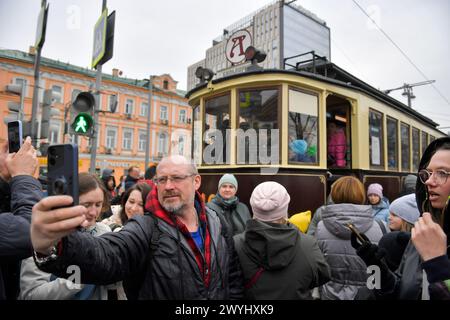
[225,29,252,65]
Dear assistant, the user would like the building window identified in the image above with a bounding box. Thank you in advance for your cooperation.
[160,106,168,120]
[288,88,318,165]
[109,95,118,112]
[49,122,60,144]
[401,123,410,172]
[105,127,117,149]
[369,109,384,168]
[51,85,63,103]
[163,80,169,90]
[140,102,149,117]
[138,130,147,151]
[122,128,133,150]
[125,99,134,115]
[178,135,185,155]
[158,133,168,154]
[387,117,398,170]
[179,109,186,123]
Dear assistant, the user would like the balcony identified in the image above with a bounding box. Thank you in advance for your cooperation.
[160,119,169,125]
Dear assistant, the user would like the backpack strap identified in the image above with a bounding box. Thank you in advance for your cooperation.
[375,218,387,235]
[244,267,264,290]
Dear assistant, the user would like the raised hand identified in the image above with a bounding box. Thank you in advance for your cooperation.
[31,195,89,255]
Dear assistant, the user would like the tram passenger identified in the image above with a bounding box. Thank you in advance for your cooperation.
[352,136,450,299]
[367,183,390,223]
[327,120,347,167]
[316,176,384,300]
[233,181,330,299]
[207,174,251,235]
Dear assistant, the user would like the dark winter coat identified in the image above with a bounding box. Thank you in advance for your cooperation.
[0,175,42,300]
[377,136,450,300]
[234,219,330,299]
[37,208,244,300]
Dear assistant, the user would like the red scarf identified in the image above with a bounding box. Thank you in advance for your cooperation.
[145,186,212,287]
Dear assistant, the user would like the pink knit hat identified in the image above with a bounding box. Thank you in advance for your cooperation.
[250,181,291,222]
[367,183,383,198]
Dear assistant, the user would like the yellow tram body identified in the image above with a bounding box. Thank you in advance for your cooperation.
[187,65,445,214]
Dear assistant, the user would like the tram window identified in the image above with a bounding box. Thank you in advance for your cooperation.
[369,109,384,168]
[387,117,398,170]
[204,94,230,165]
[412,127,420,172]
[288,88,318,164]
[237,88,279,165]
[430,135,435,143]
[401,123,411,172]
[421,131,428,156]
[192,105,201,164]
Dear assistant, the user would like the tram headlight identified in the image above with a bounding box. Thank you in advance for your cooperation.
[195,67,215,84]
[245,46,267,64]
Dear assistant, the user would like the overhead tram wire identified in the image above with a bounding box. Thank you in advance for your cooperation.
[351,0,450,107]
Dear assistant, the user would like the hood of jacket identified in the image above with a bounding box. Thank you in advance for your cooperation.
[243,219,299,270]
[415,136,450,235]
[322,203,374,239]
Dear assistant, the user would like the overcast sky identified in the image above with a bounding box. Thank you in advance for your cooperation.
[1,0,449,129]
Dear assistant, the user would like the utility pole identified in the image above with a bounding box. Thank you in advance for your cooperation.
[145,76,153,169]
[383,80,435,108]
[90,0,107,174]
[31,0,49,146]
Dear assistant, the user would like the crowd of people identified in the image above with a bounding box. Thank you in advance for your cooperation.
[0,135,449,300]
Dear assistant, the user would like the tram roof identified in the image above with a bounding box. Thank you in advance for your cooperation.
[186,63,440,129]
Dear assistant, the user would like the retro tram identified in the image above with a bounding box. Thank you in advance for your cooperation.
[186,53,446,215]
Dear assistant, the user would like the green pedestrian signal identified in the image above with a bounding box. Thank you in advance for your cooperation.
[71,113,93,135]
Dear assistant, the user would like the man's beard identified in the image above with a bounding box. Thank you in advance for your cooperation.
[162,202,185,215]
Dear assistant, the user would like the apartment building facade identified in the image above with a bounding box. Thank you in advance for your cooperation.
[0,48,191,179]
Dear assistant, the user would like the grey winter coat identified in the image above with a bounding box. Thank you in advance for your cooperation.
[207,196,251,235]
[37,208,244,300]
[0,175,42,300]
[316,203,384,300]
[234,220,330,299]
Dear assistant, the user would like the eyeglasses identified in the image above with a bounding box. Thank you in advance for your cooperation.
[418,169,450,185]
[153,174,195,186]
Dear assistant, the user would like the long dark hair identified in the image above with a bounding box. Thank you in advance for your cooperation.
[416,137,450,234]
[120,183,151,225]
[79,172,109,219]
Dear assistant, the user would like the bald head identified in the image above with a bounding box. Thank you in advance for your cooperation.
[157,155,198,176]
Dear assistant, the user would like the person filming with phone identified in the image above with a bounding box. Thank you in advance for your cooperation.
[0,136,41,300]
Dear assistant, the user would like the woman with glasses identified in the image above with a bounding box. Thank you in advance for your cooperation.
[353,136,450,299]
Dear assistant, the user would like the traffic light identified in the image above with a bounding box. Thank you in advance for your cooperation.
[71,91,95,136]
[3,83,25,124]
[40,89,61,139]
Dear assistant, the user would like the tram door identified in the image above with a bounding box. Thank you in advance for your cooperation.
[326,95,351,169]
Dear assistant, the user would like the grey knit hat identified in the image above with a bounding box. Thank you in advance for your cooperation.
[389,193,420,225]
[218,174,238,191]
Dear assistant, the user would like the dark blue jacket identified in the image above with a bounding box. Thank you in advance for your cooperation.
[0,175,42,300]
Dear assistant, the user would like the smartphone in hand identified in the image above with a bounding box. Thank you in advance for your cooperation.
[47,144,79,205]
[7,120,23,153]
